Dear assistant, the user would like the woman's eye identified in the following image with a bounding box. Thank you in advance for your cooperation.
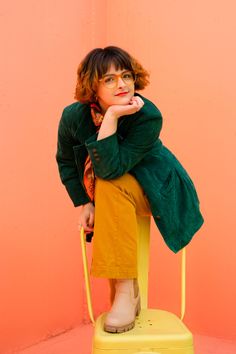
[104,76,115,83]
[123,73,132,79]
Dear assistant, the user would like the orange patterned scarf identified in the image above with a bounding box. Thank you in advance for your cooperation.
[83,103,104,202]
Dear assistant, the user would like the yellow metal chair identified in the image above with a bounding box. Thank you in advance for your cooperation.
[80,216,194,354]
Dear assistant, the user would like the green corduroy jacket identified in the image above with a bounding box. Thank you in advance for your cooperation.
[56,93,204,253]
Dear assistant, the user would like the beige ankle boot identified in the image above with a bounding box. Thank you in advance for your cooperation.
[104,278,141,333]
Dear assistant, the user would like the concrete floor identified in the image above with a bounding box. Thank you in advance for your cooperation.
[17,324,236,354]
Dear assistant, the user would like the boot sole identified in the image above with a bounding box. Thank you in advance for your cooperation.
[104,297,141,333]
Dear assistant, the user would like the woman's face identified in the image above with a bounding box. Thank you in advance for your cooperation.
[96,63,135,113]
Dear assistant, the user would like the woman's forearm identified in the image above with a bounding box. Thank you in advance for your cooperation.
[97,110,118,141]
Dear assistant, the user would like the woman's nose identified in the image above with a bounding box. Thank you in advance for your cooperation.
[117,76,126,87]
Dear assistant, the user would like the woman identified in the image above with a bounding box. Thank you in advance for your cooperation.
[56,46,204,333]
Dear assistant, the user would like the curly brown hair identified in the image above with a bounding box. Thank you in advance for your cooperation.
[74,46,150,103]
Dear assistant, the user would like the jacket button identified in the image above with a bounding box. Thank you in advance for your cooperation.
[156,215,161,219]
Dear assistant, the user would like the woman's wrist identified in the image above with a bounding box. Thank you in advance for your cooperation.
[97,110,118,141]
[105,107,119,120]
[82,202,94,208]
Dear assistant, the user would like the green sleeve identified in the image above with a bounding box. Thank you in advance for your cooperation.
[85,109,162,180]
[56,109,90,206]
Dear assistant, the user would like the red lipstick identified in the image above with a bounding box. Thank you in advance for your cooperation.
[115,92,128,96]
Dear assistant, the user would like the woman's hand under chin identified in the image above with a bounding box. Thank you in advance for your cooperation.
[97,96,144,141]
[106,96,144,119]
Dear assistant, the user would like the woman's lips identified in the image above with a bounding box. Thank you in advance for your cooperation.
[115,92,129,96]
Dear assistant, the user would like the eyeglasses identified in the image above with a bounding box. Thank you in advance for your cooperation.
[99,71,136,89]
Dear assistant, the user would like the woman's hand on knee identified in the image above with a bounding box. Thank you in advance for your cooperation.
[78,202,95,233]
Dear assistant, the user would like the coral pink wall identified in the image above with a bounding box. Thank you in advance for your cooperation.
[0,0,235,352]
[0,1,107,352]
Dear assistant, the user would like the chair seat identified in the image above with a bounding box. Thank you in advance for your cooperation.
[92,308,194,354]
